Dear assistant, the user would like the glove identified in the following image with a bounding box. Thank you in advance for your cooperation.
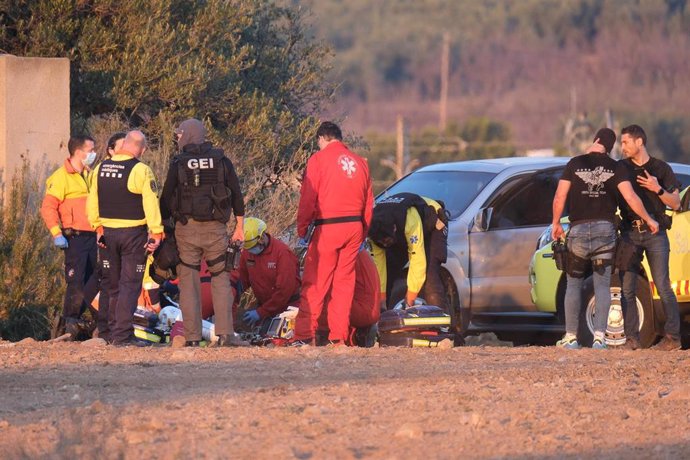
[243,309,261,327]
[54,235,69,249]
[297,237,309,248]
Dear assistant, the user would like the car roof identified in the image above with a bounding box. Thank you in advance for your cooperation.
[415,157,569,174]
[415,156,690,175]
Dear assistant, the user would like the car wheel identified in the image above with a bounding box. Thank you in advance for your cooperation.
[578,273,655,348]
[438,268,466,344]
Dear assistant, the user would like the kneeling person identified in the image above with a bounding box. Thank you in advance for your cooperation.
[239,218,301,331]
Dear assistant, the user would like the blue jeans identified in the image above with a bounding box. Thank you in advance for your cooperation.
[620,230,680,340]
[564,221,617,335]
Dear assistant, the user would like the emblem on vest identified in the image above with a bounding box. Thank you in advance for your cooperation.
[267,262,276,269]
[338,155,356,178]
[187,158,215,169]
[100,163,125,179]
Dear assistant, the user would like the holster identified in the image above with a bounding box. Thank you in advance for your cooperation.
[615,235,642,273]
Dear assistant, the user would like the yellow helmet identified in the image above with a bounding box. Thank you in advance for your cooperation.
[244,217,267,249]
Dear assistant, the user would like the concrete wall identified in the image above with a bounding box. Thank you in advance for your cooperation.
[0,55,70,198]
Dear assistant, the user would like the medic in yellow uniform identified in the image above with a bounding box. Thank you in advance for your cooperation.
[368,193,448,310]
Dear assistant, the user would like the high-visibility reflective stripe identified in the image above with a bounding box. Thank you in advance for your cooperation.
[649,280,690,297]
[401,317,451,327]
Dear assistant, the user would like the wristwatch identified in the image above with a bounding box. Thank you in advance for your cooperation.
[657,187,665,196]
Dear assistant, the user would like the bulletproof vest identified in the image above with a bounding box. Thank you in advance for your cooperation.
[372,193,439,250]
[97,158,145,220]
[171,143,232,223]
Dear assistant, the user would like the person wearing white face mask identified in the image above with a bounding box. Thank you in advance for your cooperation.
[40,135,101,339]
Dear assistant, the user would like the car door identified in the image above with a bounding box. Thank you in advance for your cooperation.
[468,168,563,312]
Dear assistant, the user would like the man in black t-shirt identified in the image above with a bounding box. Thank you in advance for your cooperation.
[618,124,682,351]
[551,128,658,350]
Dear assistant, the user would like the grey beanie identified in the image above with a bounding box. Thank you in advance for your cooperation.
[175,118,206,149]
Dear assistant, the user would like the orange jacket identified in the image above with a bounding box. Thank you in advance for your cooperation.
[40,159,93,236]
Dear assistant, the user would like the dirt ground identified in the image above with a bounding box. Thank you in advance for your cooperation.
[1,338,690,459]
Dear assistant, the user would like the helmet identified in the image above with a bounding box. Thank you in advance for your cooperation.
[244,217,267,249]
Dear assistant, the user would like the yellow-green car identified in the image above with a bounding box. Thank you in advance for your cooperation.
[529,184,690,348]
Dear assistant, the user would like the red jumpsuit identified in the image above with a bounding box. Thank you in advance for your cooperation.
[238,235,301,319]
[318,250,381,340]
[295,140,373,342]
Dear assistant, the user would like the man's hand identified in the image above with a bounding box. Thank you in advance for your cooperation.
[405,291,417,307]
[53,234,69,249]
[636,170,661,193]
[645,217,659,234]
[551,222,565,241]
[585,138,606,154]
[96,226,106,248]
[146,232,163,252]
[243,309,260,327]
[231,227,243,245]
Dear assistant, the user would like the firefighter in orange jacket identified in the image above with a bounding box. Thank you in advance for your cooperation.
[239,218,301,330]
[40,135,99,338]
[293,122,374,345]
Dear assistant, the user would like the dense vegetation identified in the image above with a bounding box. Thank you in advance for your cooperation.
[301,0,690,163]
[0,0,332,339]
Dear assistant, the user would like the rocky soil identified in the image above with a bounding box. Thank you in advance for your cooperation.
[1,338,690,459]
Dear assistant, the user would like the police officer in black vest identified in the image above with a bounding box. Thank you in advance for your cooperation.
[87,130,163,346]
[161,118,248,347]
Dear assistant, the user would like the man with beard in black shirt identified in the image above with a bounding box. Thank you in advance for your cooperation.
[617,124,682,351]
[552,128,658,350]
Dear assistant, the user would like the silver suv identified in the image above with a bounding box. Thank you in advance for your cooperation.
[379,157,571,343]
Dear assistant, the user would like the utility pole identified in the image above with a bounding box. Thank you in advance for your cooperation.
[381,115,419,180]
[439,31,450,133]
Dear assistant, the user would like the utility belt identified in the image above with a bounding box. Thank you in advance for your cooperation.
[62,228,96,237]
[552,239,615,279]
[314,215,362,226]
[621,213,671,233]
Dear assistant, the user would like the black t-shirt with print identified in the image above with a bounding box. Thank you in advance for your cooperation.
[561,153,630,224]
[618,157,681,223]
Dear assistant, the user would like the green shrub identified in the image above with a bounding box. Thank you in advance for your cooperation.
[0,160,64,341]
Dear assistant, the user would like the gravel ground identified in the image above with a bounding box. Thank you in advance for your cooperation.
[1,339,690,459]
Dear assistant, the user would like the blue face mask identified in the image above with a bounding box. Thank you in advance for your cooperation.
[247,244,265,255]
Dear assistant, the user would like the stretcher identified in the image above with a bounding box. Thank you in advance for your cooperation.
[378,304,453,347]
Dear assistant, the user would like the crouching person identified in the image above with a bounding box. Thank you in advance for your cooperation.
[160,118,248,347]
[239,218,301,332]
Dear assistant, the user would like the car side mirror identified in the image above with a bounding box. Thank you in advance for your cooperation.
[473,207,493,232]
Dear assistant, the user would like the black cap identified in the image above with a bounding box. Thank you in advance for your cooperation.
[594,128,616,154]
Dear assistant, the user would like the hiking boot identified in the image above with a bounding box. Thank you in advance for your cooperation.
[556,335,581,349]
[217,333,250,347]
[622,336,640,350]
[591,337,607,350]
[289,338,315,347]
[65,321,80,341]
[652,335,681,351]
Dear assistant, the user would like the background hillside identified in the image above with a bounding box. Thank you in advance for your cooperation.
[299,0,690,166]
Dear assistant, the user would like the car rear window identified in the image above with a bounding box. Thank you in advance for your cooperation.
[378,170,496,218]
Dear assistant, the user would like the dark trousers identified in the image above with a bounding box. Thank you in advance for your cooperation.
[620,229,680,340]
[385,227,448,309]
[62,233,99,322]
[96,247,113,339]
[103,226,148,344]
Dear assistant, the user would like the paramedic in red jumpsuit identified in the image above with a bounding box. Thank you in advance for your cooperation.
[294,122,373,344]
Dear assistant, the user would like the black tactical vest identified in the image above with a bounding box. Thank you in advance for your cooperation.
[171,143,232,223]
[97,158,145,220]
[372,193,439,250]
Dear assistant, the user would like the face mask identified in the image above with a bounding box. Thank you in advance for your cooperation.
[83,151,97,166]
[248,244,265,255]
